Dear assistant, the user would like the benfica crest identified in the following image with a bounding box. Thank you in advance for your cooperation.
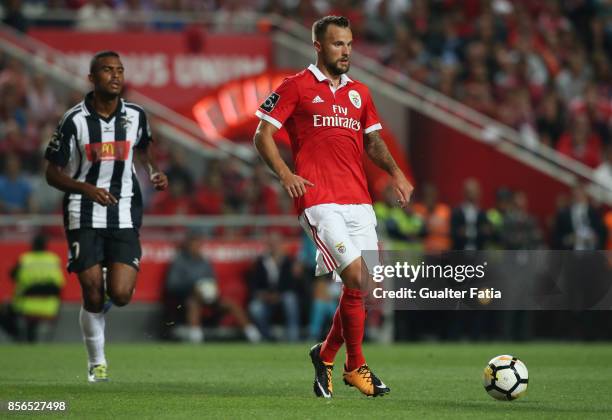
[348,90,361,109]
[335,242,346,254]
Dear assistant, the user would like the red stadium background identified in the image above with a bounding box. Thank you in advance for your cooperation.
[29,29,272,116]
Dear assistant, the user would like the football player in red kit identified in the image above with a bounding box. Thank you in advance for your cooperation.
[253,16,413,398]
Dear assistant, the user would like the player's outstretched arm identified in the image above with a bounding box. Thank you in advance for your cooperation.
[45,163,118,206]
[253,119,314,198]
[135,145,168,191]
[364,130,414,206]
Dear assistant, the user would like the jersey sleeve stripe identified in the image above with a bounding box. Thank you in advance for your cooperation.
[364,123,382,134]
[255,110,282,129]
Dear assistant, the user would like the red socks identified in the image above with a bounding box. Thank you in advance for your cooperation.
[319,306,343,363]
[340,287,366,371]
[319,287,366,371]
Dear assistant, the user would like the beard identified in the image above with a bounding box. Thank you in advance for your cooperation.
[325,58,350,76]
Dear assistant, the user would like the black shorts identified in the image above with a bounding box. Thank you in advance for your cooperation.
[66,228,141,273]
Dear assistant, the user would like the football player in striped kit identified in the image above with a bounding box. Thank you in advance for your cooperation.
[45,51,168,382]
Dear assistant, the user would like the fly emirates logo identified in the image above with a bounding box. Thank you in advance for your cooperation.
[313,105,361,131]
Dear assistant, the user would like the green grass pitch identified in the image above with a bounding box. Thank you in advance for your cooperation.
[1,343,611,419]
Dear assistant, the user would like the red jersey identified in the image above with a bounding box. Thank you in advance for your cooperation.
[256,64,382,213]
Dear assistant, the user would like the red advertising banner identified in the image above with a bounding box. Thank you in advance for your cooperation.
[0,239,298,306]
[29,30,272,113]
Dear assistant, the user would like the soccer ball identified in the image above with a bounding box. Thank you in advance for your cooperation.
[483,355,529,400]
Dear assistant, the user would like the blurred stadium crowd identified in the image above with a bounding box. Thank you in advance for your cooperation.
[3,1,612,161]
[0,0,612,248]
[1,53,610,249]
[2,1,612,343]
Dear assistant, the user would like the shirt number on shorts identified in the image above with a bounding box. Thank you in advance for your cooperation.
[71,242,80,260]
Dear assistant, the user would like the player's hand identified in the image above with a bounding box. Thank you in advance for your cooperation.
[279,171,314,198]
[82,183,118,206]
[150,171,168,191]
[391,171,414,208]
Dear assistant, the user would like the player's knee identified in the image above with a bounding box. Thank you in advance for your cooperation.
[82,293,104,313]
[108,288,133,307]
[340,260,364,290]
[343,276,362,290]
[81,285,104,312]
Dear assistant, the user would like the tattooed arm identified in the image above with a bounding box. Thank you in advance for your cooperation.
[364,130,414,206]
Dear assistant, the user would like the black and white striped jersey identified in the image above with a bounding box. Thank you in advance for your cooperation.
[45,92,152,230]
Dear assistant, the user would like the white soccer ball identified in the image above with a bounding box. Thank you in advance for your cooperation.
[483,355,529,401]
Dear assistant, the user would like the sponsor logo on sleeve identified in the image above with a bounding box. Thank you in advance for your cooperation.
[48,131,62,152]
[260,92,280,112]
